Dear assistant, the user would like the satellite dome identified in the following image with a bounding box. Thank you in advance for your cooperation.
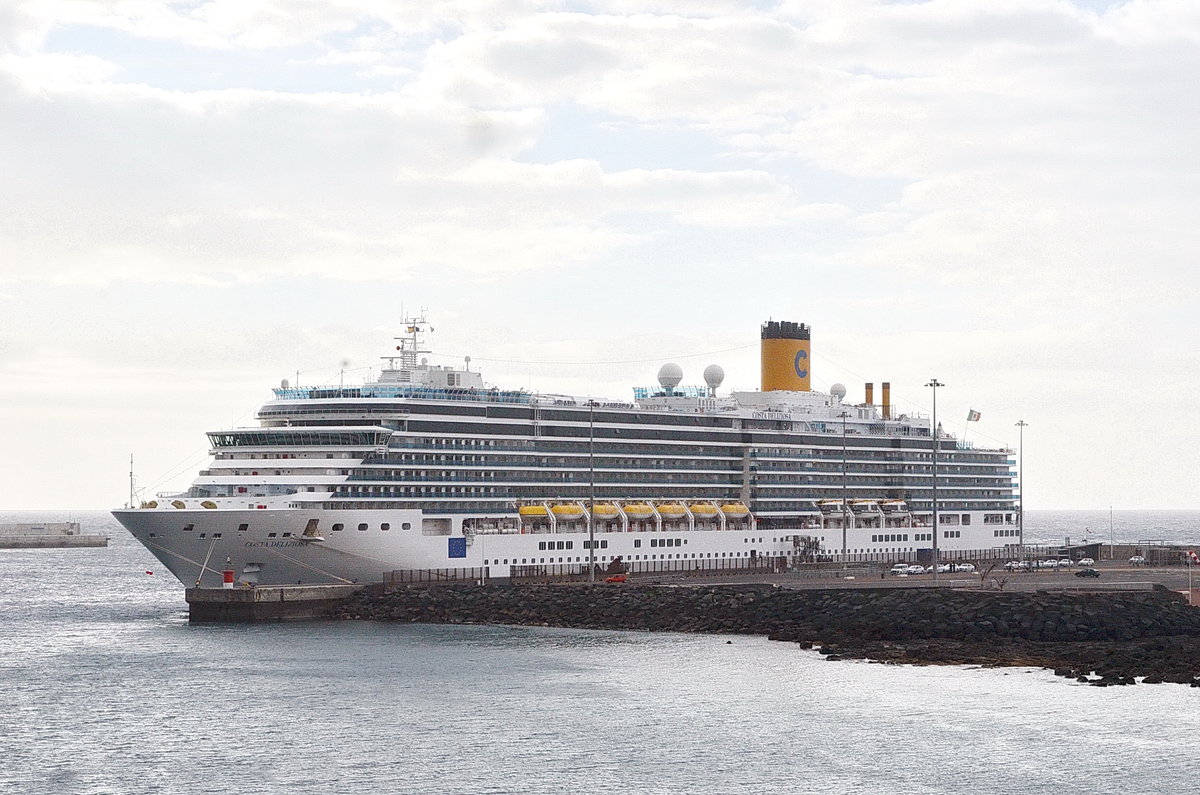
[280,378,290,389]
[830,383,847,400]
[657,363,683,389]
[703,364,725,390]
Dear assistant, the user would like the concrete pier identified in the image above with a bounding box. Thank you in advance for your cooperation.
[0,522,108,549]
[186,584,368,623]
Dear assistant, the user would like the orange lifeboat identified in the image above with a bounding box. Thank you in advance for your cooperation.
[551,504,586,521]
[591,503,620,520]
[720,503,750,518]
[656,503,687,519]
[623,503,654,520]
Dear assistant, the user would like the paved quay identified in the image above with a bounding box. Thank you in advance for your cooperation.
[686,561,1199,601]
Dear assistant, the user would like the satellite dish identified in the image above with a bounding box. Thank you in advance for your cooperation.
[703,364,725,394]
[657,363,683,389]
[830,383,847,400]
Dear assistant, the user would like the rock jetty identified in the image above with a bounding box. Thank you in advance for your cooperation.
[336,583,1200,686]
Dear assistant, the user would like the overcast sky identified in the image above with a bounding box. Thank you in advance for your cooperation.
[1,0,1196,510]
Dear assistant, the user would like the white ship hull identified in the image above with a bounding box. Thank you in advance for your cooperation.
[115,500,1011,587]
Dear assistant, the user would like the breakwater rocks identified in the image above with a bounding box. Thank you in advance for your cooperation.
[337,584,1200,686]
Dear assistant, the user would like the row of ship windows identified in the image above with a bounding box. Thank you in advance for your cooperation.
[344,471,1011,485]
[487,551,764,565]
[177,522,415,534]
[360,453,1007,472]
[392,438,1006,464]
[993,529,1020,537]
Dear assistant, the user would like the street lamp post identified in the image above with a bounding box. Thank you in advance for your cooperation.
[839,411,850,568]
[926,379,943,583]
[1109,505,1114,561]
[588,402,596,583]
[1015,420,1027,565]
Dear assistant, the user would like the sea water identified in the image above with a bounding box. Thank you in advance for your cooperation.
[2,510,1199,794]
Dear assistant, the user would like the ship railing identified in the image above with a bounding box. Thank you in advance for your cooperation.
[807,546,1057,566]
[383,567,490,588]
[507,556,788,583]
[273,386,533,405]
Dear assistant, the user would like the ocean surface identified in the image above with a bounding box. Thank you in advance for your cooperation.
[3,510,1199,795]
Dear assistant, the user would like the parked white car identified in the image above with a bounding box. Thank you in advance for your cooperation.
[1129,555,1146,565]
[1058,559,1074,567]
[1041,559,1059,569]
[906,565,926,575]
[952,563,976,573]
[890,563,912,576]
[1078,557,1095,566]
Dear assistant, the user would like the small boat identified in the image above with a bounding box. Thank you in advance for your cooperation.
[656,503,687,519]
[518,505,548,517]
[591,503,620,520]
[623,503,654,519]
[551,504,585,520]
[720,502,750,518]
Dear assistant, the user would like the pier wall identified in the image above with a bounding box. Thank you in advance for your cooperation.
[337,583,1200,643]
[0,534,108,549]
[186,584,369,622]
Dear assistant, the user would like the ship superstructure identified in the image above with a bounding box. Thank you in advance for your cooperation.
[114,319,1019,587]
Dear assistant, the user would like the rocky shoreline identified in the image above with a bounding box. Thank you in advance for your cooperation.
[336,583,1200,686]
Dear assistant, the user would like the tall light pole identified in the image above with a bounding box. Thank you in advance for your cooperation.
[839,410,850,567]
[926,379,943,583]
[588,402,596,583]
[1015,420,1027,564]
[1109,505,1114,561]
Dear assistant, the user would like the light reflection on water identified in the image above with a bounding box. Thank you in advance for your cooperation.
[2,511,1199,794]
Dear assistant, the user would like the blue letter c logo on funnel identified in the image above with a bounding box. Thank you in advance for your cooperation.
[794,349,808,378]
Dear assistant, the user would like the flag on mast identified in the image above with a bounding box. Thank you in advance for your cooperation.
[966,409,981,422]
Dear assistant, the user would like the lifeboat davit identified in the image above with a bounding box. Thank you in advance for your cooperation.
[551,504,586,520]
[720,502,750,518]
[623,503,654,520]
[518,506,549,517]
[689,503,718,517]
[656,503,687,519]
[591,503,620,520]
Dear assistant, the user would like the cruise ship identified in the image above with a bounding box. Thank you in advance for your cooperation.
[114,319,1020,587]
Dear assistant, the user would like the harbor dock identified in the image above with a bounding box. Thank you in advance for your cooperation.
[186,584,368,622]
[0,522,108,549]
